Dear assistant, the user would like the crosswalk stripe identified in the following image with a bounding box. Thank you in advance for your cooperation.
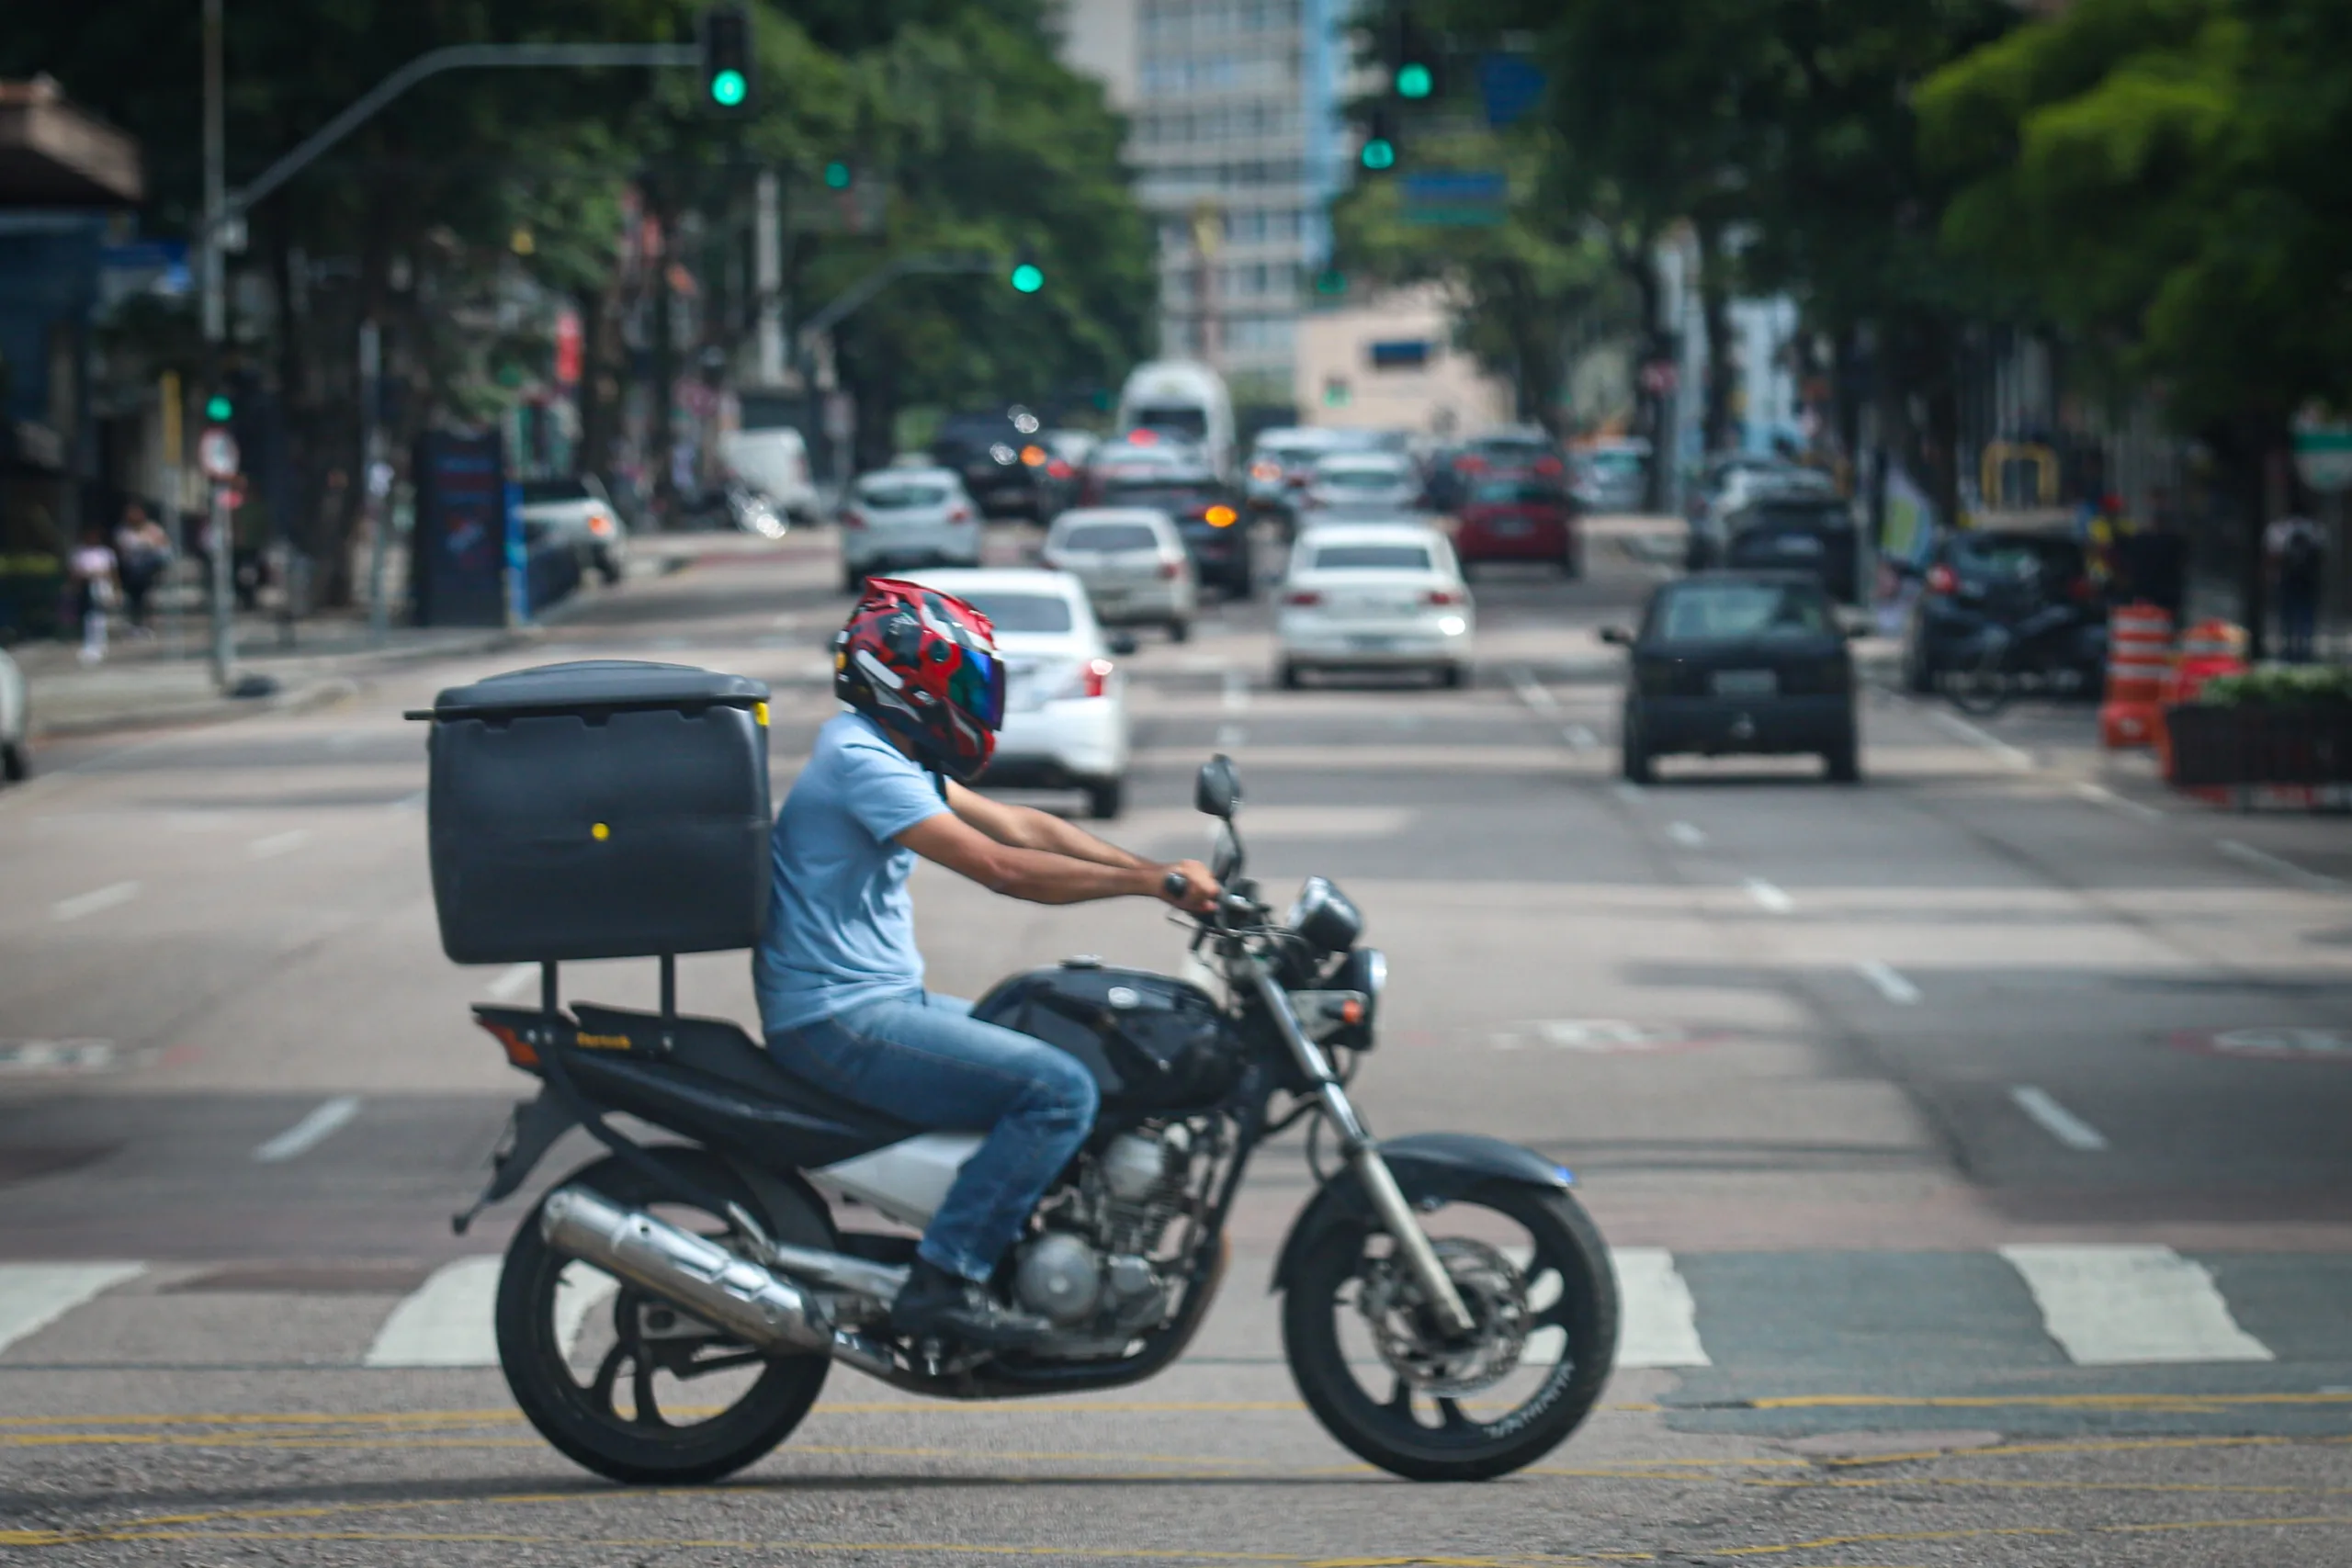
[362,1257,503,1368]
[0,1263,145,1355]
[1610,1247,1711,1368]
[2000,1245,2274,1365]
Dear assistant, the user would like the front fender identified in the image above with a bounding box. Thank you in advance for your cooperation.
[1269,1132,1574,1293]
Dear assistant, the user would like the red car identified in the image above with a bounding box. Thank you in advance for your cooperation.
[1453,478,1579,576]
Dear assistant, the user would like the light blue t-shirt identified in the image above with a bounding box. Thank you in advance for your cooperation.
[753,711,952,1033]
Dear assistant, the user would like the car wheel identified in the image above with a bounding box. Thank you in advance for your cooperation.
[1169,619,1193,644]
[1902,638,1935,694]
[842,566,866,594]
[1561,545,1583,580]
[1278,662,1304,691]
[2,740,27,784]
[1825,732,1862,784]
[1620,711,1655,784]
[595,549,623,586]
[1085,778,1125,820]
[1436,663,1464,690]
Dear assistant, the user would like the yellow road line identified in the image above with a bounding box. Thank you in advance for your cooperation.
[1749,1390,2352,1412]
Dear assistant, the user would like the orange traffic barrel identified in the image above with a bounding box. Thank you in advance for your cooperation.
[2101,603,2174,748]
[2163,617,2247,706]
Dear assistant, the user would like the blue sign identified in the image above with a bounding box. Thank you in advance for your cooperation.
[410,430,514,627]
[1401,171,1509,228]
[1478,55,1547,128]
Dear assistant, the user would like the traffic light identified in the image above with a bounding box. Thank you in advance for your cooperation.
[699,6,753,112]
[1010,251,1045,294]
[204,391,233,423]
[823,160,852,190]
[1391,11,1442,102]
[1361,107,1399,173]
[1313,267,1348,298]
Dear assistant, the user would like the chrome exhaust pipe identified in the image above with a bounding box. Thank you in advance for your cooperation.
[539,1184,834,1356]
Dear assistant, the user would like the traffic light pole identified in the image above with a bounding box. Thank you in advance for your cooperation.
[796,254,998,488]
[201,0,233,691]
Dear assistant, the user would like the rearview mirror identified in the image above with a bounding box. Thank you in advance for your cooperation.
[1194,753,1240,819]
[1106,631,1141,657]
[1599,625,1633,646]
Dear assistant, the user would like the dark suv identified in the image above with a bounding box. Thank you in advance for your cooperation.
[932,410,1050,520]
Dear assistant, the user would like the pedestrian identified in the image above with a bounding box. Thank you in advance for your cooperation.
[113,501,174,634]
[67,523,121,666]
[2267,510,2325,663]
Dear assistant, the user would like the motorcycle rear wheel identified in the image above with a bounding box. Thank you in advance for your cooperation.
[1282,1181,1618,1482]
[495,1147,832,1484]
[1944,645,2014,717]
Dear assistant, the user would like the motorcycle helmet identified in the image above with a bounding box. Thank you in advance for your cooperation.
[833,578,1006,782]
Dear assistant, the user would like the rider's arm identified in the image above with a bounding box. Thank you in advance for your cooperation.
[898,811,1218,912]
[943,780,1150,870]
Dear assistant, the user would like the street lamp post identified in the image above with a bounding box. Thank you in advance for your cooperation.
[200,0,235,692]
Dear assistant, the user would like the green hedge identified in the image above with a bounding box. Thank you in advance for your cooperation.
[2197,666,2352,708]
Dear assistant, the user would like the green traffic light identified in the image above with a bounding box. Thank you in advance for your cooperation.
[205,395,232,422]
[1314,268,1348,297]
[1361,138,1396,171]
[709,68,746,107]
[1396,62,1432,99]
[1010,263,1045,294]
[824,161,851,190]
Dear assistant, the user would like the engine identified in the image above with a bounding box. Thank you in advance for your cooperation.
[1012,1124,1196,1332]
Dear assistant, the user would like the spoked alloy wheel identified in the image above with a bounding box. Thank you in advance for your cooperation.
[1283,1182,1618,1481]
[495,1148,831,1484]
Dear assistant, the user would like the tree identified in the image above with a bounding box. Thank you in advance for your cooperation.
[1918,0,2352,649]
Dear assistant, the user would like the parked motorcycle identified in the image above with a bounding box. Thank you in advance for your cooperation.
[453,755,1619,1484]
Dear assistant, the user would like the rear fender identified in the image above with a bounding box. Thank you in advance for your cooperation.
[1269,1132,1573,1293]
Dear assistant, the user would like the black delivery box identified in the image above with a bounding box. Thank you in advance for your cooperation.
[419,660,772,964]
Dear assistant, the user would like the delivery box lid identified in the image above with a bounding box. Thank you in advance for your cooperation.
[415,660,770,721]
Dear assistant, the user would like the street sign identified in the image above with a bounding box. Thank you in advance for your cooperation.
[1401,170,1507,228]
[2291,407,2352,493]
[198,427,240,479]
[1639,360,1679,396]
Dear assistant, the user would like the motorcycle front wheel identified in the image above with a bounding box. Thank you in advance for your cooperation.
[495,1146,832,1484]
[1282,1181,1618,1482]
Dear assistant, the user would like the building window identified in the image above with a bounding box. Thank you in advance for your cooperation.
[1369,340,1431,371]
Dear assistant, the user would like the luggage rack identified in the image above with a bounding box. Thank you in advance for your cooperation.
[530,952,681,1039]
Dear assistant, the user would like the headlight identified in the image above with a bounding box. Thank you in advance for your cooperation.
[1286,875,1363,954]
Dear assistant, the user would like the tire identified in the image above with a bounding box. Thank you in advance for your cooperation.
[842,565,866,595]
[1278,662,1304,691]
[2,740,26,784]
[1282,1181,1619,1483]
[1436,663,1464,690]
[496,1147,832,1485]
[1169,619,1193,644]
[1946,645,2011,717]
[595,549,624,586]
[1825,731,1861,784]
[1620,710,1654,784]
[1085,777,1125,819]
[1902,637,1936,695]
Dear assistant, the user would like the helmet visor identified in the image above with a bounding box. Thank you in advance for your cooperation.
[948,645,1006,732]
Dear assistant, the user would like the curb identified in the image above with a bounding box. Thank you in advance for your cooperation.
[28,675,363,740]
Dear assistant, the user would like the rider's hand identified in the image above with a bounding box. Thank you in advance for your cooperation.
[1155,860,1223,915]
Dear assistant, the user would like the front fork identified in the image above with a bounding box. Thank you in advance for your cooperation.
[1250,966,1476,1336]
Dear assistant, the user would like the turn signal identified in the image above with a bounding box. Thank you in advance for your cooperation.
[1250,459,1282,483]
[948,505,974,523]
[1204,504,1238,528]
[1283,590,1323,607]
[1082,658,1114,698]
[1157,560,1182,580]
[1926,563,1958,596]
[1021,445,1046,467]
[1424,589,1467,606]
[474,1016,539,1069]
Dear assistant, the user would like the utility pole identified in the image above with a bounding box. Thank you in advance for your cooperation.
[200,0,235,692]
[753,169,784,385]
[359,319,390,645]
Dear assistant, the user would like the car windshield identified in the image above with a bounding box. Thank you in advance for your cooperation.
[1058,523,1159,553]
[1130,406,1208,439]
[1103,480,1217,511]
[1320,468,1406,491]
[859,484,950,509]
[1742,502,1850,533]
[957,592,1074,633]
[1311,543,1434,571]
[518,479,591,504]
[1472,439,1551,464]
[1652,582,1833,642]
[1472,480,1556,504]
[1951,535,2083,581]
[1587,450,1645,477]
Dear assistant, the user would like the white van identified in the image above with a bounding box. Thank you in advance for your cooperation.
[1115,361,1235,479]
[718,427,820,525]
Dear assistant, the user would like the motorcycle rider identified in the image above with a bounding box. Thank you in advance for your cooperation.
[756,579,1221,1349]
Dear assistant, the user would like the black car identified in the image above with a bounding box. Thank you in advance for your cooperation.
[1902,530,2100,694]
[1717,495,1863,603]
[931,409,1051,520]
[1091,465,1254,599]
[1604,572,1860,784]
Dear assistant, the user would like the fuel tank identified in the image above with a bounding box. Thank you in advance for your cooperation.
[972,961,1246,1115]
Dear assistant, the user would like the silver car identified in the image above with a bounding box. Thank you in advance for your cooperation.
[1299,451,1425,525]
[0,645,28,782]
[839,466,983,592]
[1043,507,1197,640]
[516,475,629,584]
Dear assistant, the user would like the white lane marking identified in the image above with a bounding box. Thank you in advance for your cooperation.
[1562,723,1598,752]
[2008,1085,2109,1152]
[1215,723,1247,749]
[247,829,311,860]
[1221,669,1250,713]
[326,732,363,752]
[1508,666,1558,712]
[253,1096,362,1164]
[1999,1245,2273,1365]
[2218,838,2345,894]
[2072,780,2164,824]
[1613,782,1645,805]
[51,882,141,922]
[554,1269,619,1358]
[363,1257,503,1367]
[1855,959,1921,1005]
[1611,1247,1712,1368]
[0,1263,146,1355]
[1665,821,1706,849]
[1743,877,1794,914]
[390,791,425,812]
[486,963,541,1002]
[1924,708,2033,771]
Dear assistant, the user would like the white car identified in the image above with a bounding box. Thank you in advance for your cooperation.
[1276,523,1475,689]
[1299,451,1426,525]
[516,475,628,584]
[840,467,982,592]
[719,427,821,525]
[1245,427,1345,516]
[904,569,1133,819]
[1042,508,1197,640]
[0,646,28,782]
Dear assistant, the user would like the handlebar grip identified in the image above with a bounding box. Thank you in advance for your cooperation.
[1161,871,1190,902]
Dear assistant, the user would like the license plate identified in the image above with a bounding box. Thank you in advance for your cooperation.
[1712,669,1778,697]
[1349,635,1403,650]
[1495,518,1530,536]
[1773,534,1825,556]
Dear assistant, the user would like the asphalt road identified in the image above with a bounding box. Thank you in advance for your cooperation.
[4,520,2350,1565]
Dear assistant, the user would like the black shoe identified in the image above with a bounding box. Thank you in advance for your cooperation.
[890,1258,1053,1350]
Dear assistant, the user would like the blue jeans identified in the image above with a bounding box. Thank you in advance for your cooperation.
[765,991,1099,1283]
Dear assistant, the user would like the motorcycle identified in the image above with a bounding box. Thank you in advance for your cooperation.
[454,755,1619,1483]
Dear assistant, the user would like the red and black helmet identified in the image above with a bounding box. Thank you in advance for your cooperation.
[833,578,1006,782]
